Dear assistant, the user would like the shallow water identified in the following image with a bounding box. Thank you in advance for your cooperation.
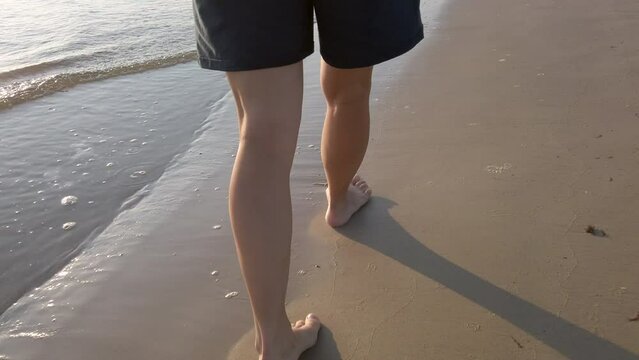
[0,63,227,314]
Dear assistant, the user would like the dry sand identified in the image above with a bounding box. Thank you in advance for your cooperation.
[2,0,639,359]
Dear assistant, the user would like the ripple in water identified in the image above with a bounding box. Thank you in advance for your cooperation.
[109,163,163,187]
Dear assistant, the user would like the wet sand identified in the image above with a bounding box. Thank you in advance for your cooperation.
[235,0,639,357]
[2,0,639,358]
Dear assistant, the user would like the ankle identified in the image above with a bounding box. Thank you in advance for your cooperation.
[327,187,348,207]
[257,321,295,357]
[328,198,346,210]
[259,329,295,358]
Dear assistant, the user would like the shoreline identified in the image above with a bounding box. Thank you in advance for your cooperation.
[0,0,448,320]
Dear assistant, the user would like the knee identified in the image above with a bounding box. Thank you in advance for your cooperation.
[238,115,298,157]
[323,78,372,109]
[324,84,371,109]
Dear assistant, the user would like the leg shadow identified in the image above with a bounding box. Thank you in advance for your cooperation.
[335,197,638,359]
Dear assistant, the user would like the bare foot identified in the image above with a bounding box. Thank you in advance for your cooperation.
[259,314,321,360]
[325,175,372,227]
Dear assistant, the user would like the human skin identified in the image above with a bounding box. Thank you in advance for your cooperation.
[226,59,372,359]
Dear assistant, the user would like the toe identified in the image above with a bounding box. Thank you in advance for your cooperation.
[303,314,321,329]
[294,320,305,328]
[352,175,361,185]
[365,188,373,196]
[355,180,367,187]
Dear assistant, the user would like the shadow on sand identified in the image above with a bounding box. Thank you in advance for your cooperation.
[300,326,342,360]
[325,196,639,359]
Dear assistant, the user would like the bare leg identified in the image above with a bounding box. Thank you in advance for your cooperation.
[320,60,374,227]
[227,62,320,360]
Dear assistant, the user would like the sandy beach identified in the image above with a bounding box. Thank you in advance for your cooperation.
[2,0,639,358]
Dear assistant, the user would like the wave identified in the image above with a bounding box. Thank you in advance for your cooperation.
[0,52,103,82]
[0,59,72,82]
[0,51,197,110]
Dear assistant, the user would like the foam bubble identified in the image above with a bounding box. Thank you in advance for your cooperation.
[7,331,52,339]
[225,291,239,299]
[61,195,78,206]
[62,222,76,230]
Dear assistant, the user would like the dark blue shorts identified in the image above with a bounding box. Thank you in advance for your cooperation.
[192,0,424,71]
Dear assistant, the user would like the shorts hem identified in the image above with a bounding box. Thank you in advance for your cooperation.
[198,47,315,72]
[321,28,425,69]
